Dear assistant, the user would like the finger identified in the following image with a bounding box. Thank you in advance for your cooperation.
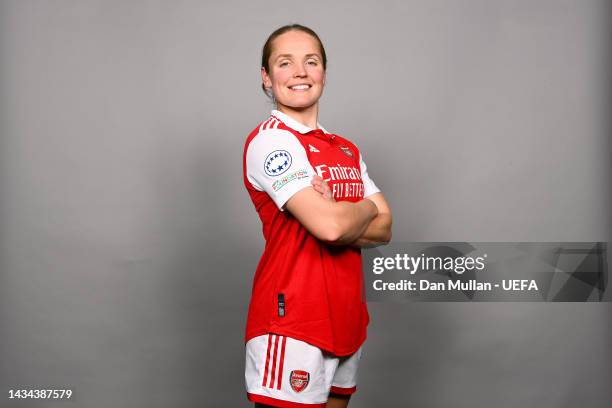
[321,184,331,197]
[312,183,324,193]
[311,178,321,186]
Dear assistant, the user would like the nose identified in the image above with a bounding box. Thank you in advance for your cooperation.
[293,63,307,78]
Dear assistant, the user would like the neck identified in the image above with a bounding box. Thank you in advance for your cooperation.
[276,103,319,130]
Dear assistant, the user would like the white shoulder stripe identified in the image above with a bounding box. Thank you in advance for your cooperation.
[267,118,278,130]
[258,117,282,132]
[259,118,272,132]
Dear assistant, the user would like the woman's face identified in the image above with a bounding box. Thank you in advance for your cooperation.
[262,30,326,111]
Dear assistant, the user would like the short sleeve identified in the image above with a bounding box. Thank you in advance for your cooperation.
[359,152,381,198]
[246,129,316,210]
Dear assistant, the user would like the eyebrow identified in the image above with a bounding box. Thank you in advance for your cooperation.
[275,53,320,60]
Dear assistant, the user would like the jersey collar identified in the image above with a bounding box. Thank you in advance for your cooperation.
[271,109,331,136]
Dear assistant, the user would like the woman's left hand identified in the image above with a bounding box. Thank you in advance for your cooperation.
[311,175,335,202]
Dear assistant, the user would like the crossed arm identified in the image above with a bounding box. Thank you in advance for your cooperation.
[348,192,392,248]
[285,176,392,248]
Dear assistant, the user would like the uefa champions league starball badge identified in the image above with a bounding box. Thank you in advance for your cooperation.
[264,150,292,176]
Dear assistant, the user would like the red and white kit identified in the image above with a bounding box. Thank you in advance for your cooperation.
[242,110,379,406]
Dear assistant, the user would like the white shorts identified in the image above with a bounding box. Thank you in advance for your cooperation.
[245,333,363,407]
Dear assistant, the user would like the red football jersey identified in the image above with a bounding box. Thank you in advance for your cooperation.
[243,110,380,356]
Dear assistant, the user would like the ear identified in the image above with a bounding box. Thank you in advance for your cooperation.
[261,67,272,90]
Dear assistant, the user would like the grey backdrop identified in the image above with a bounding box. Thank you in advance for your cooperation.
[1,0,610,407]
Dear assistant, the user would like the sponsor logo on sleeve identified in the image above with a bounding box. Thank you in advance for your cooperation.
[290,370,310,393]
[264,150,292,176]
[272,169,309,192]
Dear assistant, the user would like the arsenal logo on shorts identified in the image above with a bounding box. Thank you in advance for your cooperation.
[290,370,310,393]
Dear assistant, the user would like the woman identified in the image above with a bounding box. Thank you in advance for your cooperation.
[243,24,392,408]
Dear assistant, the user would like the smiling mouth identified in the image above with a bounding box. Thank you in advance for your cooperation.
[288,84,311,91]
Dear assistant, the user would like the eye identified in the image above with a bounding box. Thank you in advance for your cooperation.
[307,60,318,66]
[279,61,290,67]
